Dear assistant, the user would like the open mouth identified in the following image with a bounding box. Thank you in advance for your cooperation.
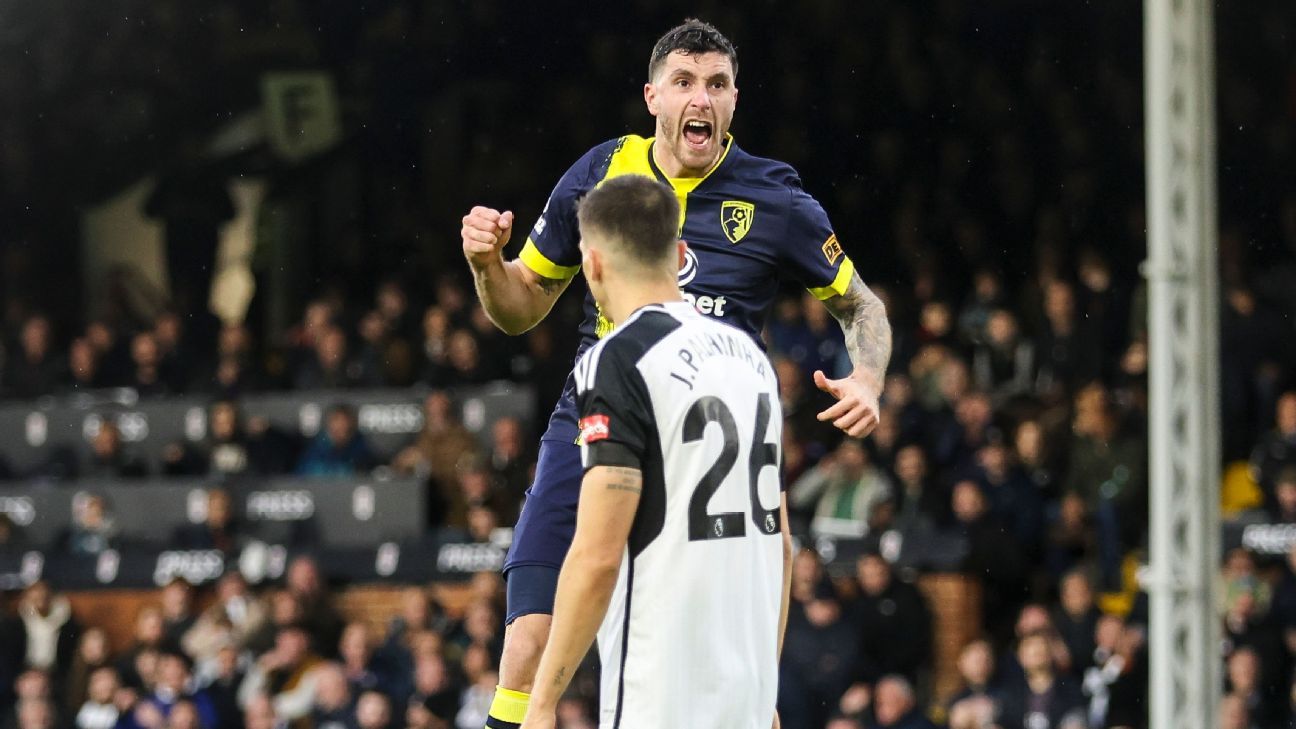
[683,120,713,150]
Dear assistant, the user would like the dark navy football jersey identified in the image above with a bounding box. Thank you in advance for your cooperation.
[520,134,856,444]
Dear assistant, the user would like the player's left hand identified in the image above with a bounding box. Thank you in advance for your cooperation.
[813,369,881,438]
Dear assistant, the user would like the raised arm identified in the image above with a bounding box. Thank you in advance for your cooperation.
[520,465,642,729]
[462,206,574,335]
[814,270,893,437]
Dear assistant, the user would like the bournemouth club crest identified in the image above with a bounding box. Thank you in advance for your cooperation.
[721,200,755,244]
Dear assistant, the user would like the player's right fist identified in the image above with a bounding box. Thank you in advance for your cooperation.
[462,206,515,270]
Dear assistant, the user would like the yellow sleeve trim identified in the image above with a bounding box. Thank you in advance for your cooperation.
[519,239,580,281]
[807,256,856,300]
[487,686,531,724]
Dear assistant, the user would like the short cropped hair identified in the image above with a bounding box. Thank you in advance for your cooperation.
[648,19,738,81]
[577,175,680,269]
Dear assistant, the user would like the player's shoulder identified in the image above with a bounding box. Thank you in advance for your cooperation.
[574,305,688,392]
[575,135,652,179]
[725,140,804,191]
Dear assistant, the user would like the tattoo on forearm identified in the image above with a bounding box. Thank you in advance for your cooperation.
[553,666,566,687]
[537,275,564,296]
[604,466,643,494]
[825,273,892,384]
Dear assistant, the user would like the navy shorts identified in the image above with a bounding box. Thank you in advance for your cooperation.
[503,437,583,621]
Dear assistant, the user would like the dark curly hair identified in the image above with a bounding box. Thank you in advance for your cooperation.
[648,19,738,81]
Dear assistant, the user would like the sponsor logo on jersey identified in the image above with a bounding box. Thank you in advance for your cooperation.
[822,234,843,265]
[721,200,755,244]
[678,248,699,286]
[579,414,610,443]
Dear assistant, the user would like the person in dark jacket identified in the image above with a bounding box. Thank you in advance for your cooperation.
[994,632,1085,729]
[295,406,376,477]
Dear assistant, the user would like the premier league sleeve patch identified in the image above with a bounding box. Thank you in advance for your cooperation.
[579,414,611,444]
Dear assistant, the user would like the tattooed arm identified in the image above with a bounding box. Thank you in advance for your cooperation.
[462,206,575,335]
[814,271,893,437]
[522,466,642,728]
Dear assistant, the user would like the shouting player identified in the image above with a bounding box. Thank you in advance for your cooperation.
[460,19,892,728]
[522,176,787,728]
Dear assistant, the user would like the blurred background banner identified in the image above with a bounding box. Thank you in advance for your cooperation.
[260,72,343,163]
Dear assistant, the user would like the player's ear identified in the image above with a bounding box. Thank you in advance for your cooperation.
[676,241,688,272]
[585,246,604,285]
[644,82,659,116]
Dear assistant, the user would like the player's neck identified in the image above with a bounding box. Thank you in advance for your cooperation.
[651,138,722,179]
[603,279,685,327]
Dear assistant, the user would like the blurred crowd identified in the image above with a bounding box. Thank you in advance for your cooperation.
[0,0,1295,728]
[0,559,568,729]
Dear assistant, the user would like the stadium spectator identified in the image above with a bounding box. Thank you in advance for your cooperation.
[947,639,997,710]
[83,322,130,388]
[845,553,932,686]
[306,663,353,729]
[864,675,938,729]
[6,315,62,399]
[240,693,277,729]
[173,489,246,554]
[65,338,105,392]
[1219,693,1251,729]
[1035,280,1100,400]
[116,651,218,729]
[1221,285,1294,460]
[890,444,947,532]
[946,695,997,729]
[790,439,893,534]
[337,623,387,697]
[192,645,243,729]
[294,325,363,391]
[1081,617,1147,729]
[1225,646,1284,729]
[72,667,119,729]
[151,311,196,394]
[115,607,168,689]
[417,306,454,385]
[183,572,268,661]
[127,332,172,397]
[1063,383,1147,590]
[440,330,487,387]
[353,691,390,729]
[977,437,1046,556]
[192,324,262,397]
[285,557,346,659]
[1251,392,1296,498]
[379,588,449,667]
[13,697,56,729]
[1269,544,1296,662]
[1053,571,1101,674]
[57,494,118,558]
[485,416,532,503]
[781,551,857,729]
[971,308,1035,403]
[237,625,324,722]
[952,479,1028,641]
[63,628,111,718]
[16,583,78,679]
[390,391,480,495]
[1014,419,1060,497]
[296,405,376,477]
[994,632,1086,729]
[159,581,197,650]
[406,654,457,727]
[80,419,147,479]
[6,670,54,729]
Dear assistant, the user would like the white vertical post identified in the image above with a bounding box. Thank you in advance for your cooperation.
[1144,0,1221,727]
